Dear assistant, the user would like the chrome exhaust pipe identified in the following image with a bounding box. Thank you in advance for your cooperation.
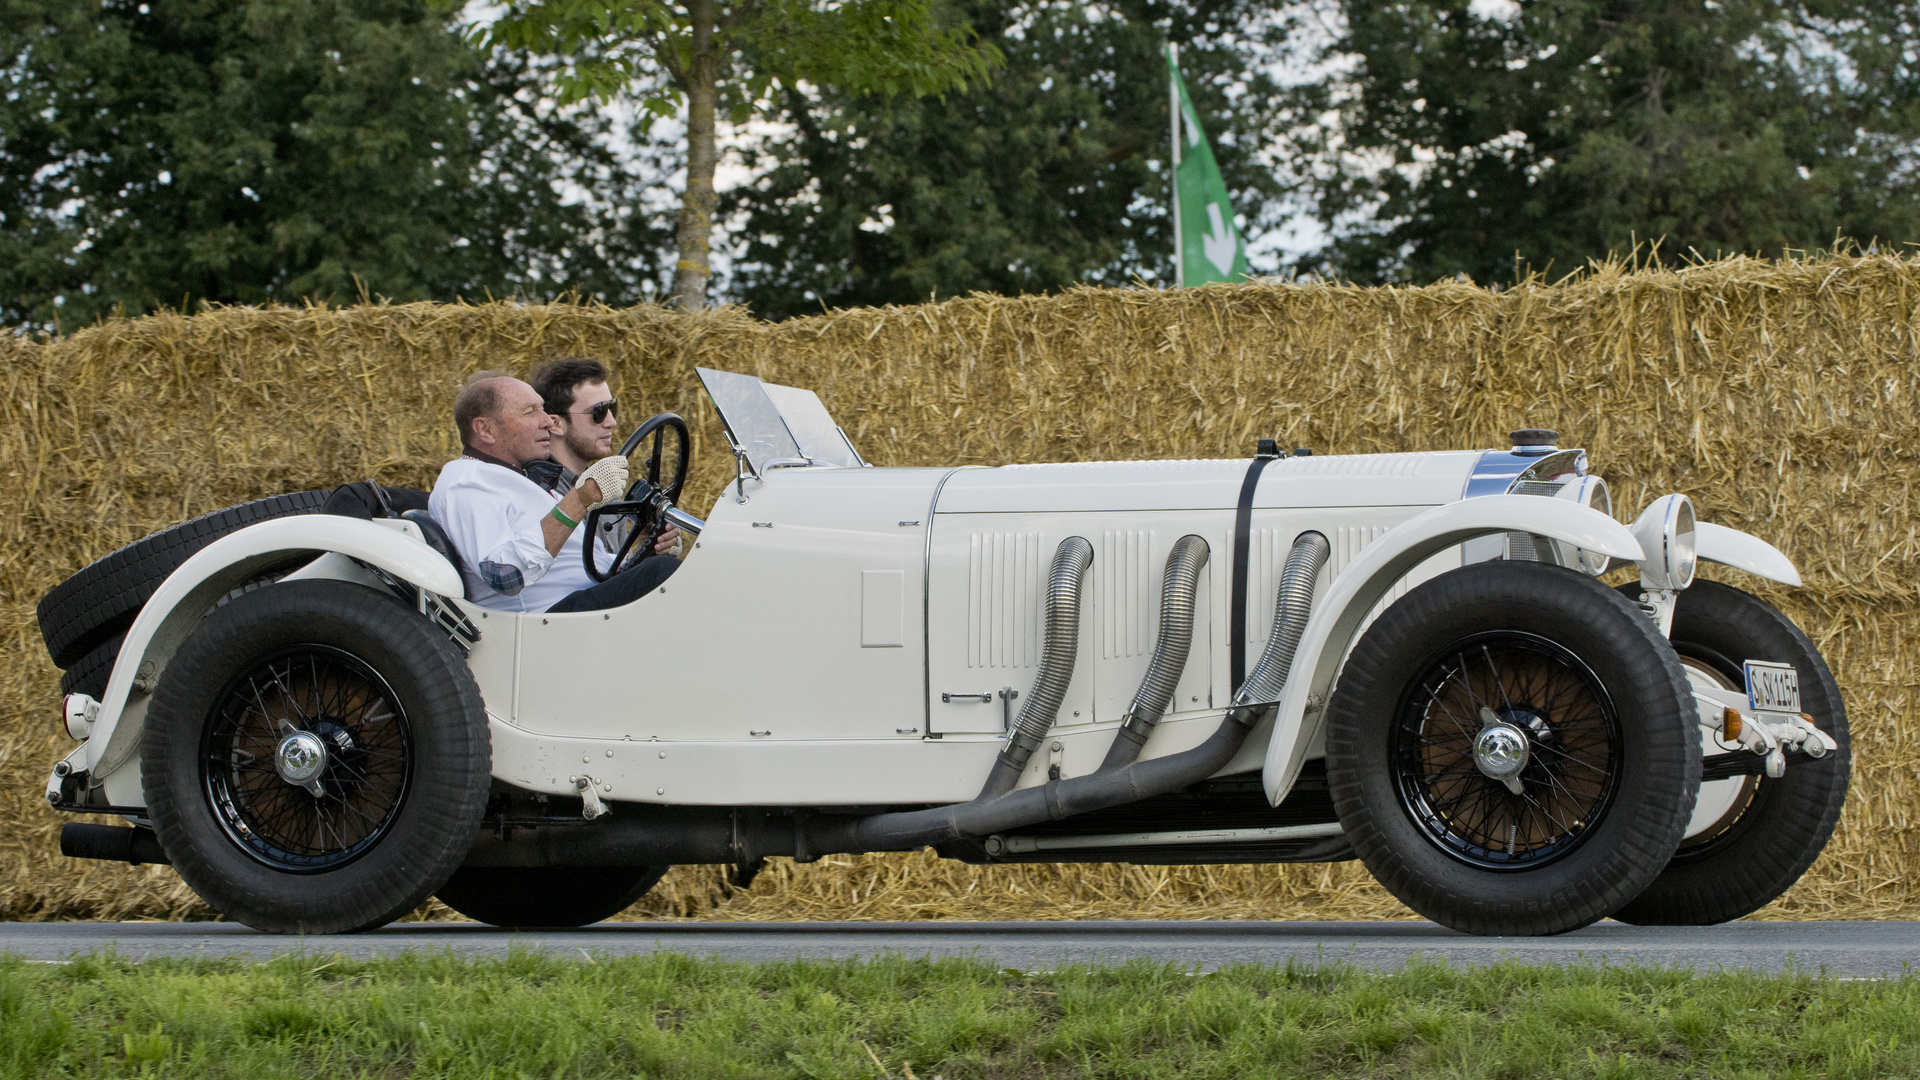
[977,536,1094,798]
[1100,535,1210,770]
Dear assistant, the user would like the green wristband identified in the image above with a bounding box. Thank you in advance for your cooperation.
[549,504,579,529]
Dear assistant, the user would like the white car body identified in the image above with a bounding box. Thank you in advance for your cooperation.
[57,378,1802,834]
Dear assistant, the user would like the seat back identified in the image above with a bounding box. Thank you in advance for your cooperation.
[401,510,472,599]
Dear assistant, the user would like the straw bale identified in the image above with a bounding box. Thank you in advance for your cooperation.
[5,250,1920,922]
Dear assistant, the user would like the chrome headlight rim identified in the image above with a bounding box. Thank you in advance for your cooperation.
[1632,493,1697,591]
[1551,475,1614,576]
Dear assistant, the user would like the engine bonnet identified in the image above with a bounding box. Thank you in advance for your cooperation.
[932,452,1485,514]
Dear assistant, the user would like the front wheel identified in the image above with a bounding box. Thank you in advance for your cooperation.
[1609,579,1851,925]
[143,579,491,934]
[1325,561,1700,936]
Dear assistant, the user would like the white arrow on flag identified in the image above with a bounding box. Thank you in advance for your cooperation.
[1202,204,1237,275]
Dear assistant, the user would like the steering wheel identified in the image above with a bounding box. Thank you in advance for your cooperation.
[583,412,690,583]
[619,412,691,505]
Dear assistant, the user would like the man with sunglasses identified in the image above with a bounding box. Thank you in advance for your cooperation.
[529,358,683,560]
[428,371,677,614]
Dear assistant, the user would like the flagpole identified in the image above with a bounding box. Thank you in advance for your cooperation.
[1168,42,1183,288]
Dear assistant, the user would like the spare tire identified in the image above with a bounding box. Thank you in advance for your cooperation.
[57,631,124,701]
[38,490,333,668]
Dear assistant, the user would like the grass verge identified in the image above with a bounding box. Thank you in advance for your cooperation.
[1,950,1915,1078]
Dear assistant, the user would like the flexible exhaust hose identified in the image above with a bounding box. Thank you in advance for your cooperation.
[815,530,1331,855]
[1099,535,1211,771]
[977,536,1095,798]
[1233,530,1330,708]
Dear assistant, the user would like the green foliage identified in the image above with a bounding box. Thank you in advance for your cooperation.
[1289,0,1920,285]
[478,0,1003,309]
[481,0,1002,113]
[2,952,1919,1077]
[0,0,672,327]
[724,0,1294,317]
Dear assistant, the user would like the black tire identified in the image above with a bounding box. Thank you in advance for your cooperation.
[56,563,308,702]
[58,631,124,700]
[436,865,669,928]
[39,490,332,667]
[1325,561,1700,936]
[1609,579,1851,925]
[142,579,490,934]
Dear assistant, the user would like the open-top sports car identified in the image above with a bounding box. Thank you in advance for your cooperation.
[42,367,1849,935]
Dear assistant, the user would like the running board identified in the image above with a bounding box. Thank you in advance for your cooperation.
[984,821,1344,856]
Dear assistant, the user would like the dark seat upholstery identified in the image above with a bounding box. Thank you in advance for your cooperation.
[401,509,472,599]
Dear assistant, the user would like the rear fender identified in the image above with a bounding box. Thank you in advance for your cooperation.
[81,515,463,787]
[1260,495,1643,806]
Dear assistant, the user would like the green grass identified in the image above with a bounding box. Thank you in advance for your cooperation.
[1,950,1915,1078]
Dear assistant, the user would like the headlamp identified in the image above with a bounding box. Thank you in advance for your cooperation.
[1631,493,1697,591]
[1550,475,1613,576]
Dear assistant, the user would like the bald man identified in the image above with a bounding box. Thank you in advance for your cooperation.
[428,372,677,613]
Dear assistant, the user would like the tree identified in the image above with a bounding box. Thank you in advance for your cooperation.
[481,0,1003,309]
[721,0,1298,316]
[0,0,671,327]
[1284,0,1920,284]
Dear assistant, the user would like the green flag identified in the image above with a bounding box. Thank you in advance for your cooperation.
[1167,44,1249,286]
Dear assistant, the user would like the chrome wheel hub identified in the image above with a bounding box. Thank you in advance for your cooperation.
[274,730,328,795]
[1473,709,1531,794]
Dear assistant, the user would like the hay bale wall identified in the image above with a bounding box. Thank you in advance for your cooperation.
[3,252,1916,922]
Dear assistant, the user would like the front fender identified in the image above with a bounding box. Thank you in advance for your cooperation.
[82,515,462,782]
[1696,521,1801,587]
[1260,495,1643,806]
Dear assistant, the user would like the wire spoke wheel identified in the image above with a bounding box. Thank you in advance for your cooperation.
[1326,561,1695,936]
[1393,632,1622,870]
[203,647,413,871]
[145,579,489,933]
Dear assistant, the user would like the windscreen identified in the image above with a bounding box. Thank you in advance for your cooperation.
[695,367,802,475]
[762,382,863,467]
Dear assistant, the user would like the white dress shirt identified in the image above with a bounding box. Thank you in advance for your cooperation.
[428,456,595,612]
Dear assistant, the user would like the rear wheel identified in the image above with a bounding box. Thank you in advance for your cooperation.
[1609,579,1850,925]
[143,579,490,934]
[1325,561,1699,936]
[436,866,669,928]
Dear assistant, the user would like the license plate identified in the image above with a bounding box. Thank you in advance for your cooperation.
[1744,661,1801,713]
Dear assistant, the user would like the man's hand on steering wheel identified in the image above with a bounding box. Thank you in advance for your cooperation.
[576,455,630,510]
[582,412,691,583]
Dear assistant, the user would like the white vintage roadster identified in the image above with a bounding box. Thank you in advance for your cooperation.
[42,368,1849,936]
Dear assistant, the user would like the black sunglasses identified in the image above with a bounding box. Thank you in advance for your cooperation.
[566,399,617,424]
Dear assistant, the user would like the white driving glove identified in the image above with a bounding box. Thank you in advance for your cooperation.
[576,455,630,511]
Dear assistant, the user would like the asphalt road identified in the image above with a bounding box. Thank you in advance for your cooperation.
[4,920,1917,975]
